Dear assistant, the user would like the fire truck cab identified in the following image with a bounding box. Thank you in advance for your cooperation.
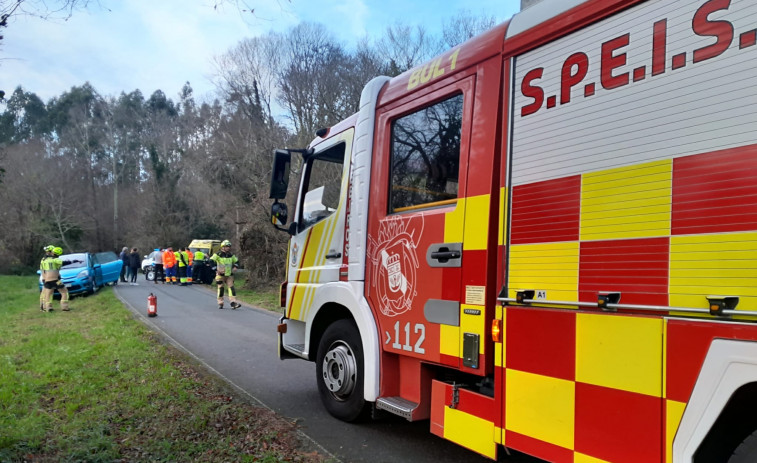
[269,0,757,461]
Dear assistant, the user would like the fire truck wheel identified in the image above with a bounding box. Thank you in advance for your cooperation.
[730,429,757,463]
[316,319,367,422]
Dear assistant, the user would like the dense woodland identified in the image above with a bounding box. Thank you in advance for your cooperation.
[0,13,497,286]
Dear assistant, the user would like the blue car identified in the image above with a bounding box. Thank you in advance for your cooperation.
[38,251,123,296]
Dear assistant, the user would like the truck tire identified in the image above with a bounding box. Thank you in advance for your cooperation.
[729,429,757,463]
[316,319,367,422]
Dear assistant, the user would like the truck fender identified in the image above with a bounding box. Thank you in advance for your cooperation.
[306,281,380,402]
[674,339,757,462]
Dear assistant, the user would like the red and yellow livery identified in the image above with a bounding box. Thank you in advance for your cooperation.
[269,0,757,461]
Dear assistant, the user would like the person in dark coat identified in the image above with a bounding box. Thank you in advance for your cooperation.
[119,246,129,282]
[128,248,141,285]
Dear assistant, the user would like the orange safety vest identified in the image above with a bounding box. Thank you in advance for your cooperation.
[163,251,176,267]
[187,250,194,266]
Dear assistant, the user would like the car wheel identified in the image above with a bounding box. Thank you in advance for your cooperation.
[316,319,367,422]
[144,266,155,281]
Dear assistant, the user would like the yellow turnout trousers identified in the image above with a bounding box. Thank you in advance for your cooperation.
[41,280,69,311]
[215,274,237,305]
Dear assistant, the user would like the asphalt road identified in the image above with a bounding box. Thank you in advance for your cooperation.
[113,280,542,463]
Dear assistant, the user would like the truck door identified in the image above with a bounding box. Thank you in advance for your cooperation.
[367,75,478,369]
[285,129,353,323]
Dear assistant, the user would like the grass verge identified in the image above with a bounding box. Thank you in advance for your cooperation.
[0,276,325,462]
[235,281,283,314]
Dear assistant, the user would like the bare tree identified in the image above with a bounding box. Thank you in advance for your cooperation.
[100,90,145,249]
[441,10,499,48]
[1,0,101,19]
[213,34,283,127]
[1,140,88,258]
[0,0,105,54]
[210,0,289,16]
[276,22,358,142]
[375,23,443,75]
[48,84,111,249]
[0,0,280,27]
[37,155,89,252]
[0,141,52,271]
[344,39,389,107]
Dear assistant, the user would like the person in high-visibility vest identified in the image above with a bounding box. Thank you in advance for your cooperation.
[210,240,240,309]
[163,246,177,284]
[192,249,206,284]
[177,247,190,286]
[186,248,194,285]
[39,245,81,312]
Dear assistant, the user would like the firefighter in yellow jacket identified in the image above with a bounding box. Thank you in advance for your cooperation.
[210,240,241,309]
[39,245,80,312]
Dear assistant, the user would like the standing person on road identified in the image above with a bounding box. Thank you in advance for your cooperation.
[119,246,129,282]
[152,248,164,283]
[163,246,177,284]
[39,246,79,312]
[186,248,194,285]
[192,248,206,284]
[128,247,141,285]
[210,240,240,309]
[177,247,189,286]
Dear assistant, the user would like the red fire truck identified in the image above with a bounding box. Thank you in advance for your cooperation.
[268,0,757,461]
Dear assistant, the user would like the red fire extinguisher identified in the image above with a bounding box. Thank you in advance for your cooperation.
[147,293,158,317]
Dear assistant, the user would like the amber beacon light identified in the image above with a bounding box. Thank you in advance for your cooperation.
[491,319,502,343]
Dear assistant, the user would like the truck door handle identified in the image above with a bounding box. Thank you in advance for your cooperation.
[430,250,461,260]
[426,243,463,268]
[326,251,342,259]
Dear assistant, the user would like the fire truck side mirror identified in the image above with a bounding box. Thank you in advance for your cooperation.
[270,149,291,200]
[271,200,289,228]
[271,201,297,235]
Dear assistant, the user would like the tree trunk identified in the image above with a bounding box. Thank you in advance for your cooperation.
[113,154,119,250]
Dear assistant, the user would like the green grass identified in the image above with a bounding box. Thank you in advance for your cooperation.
[0,276,323,462]
[235,280,283,313]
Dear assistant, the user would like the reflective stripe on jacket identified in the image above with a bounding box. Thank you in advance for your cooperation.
[163,251,176,267]
[210,252,238,276]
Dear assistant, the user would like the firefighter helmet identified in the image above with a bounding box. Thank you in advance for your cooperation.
[221,240,231,247]
[53,247,63,256]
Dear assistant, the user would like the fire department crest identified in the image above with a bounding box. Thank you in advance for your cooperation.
[290,243,299,267]
[368,215,424,317]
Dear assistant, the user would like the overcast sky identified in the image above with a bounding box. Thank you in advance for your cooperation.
[1,0,519,104]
